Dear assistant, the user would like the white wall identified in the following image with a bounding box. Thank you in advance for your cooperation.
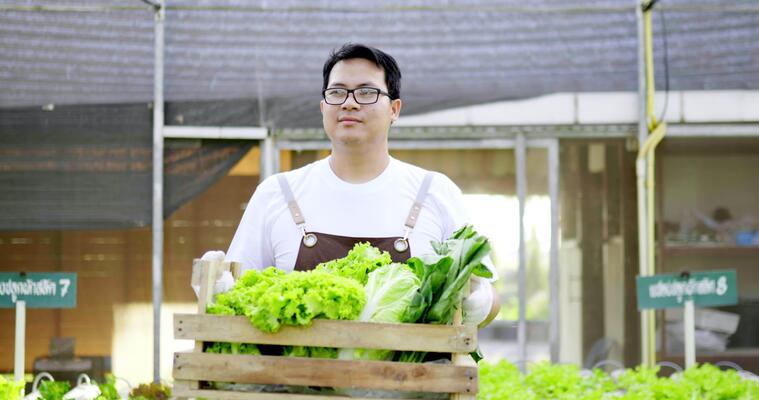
[396,91,759,126]
[559,240,583,364]
[111,303,196,386]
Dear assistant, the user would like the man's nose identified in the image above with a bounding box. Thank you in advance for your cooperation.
[341,92,361,110]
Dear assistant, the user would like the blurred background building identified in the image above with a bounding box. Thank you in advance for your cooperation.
[1,0,758,384]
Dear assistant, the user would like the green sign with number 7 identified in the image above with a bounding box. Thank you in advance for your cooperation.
[0,272,77,308]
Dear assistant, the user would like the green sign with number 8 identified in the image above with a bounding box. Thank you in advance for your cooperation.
[636,270,737,310]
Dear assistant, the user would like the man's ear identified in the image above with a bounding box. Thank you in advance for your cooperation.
[319,99,325,114]
[390,98,402,122]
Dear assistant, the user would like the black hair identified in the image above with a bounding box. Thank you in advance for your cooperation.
[322,43,401,100]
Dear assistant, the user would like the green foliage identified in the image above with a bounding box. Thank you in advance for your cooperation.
[38,380,71,400]
[206,261,366,359]
[129,382,172,400]
[339,263,421,361]
[0,375,25,400]
[94,375,121,400]
[315,242,393,285]
[282,346,338,359]
[525,362,617,399]
[398,225,491,363]
[207,267,365,333]
[206,342,261,355]
[478,359,536,400]
[478,360,759,400]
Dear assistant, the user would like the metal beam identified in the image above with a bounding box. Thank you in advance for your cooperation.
[163,126,267,140]
[665,124,759,137]
[548,139,561,362]
[151,1,165,383]
[515,133,528,368]
[277,123,759,142]
[277,139,527,151]
[260,135,278,180]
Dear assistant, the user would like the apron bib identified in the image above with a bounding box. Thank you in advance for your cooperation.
[276,172,434,271]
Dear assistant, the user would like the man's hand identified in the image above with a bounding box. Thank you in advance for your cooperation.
[191,250,235,299]
[463,276,501,328]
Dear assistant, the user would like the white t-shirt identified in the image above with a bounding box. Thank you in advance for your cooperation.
[225,156,470,273]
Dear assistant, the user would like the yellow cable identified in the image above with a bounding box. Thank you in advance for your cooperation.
[637,0,667,368]
[644,8,657,131]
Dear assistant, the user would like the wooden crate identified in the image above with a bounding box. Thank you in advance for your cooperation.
[173,260,479,400]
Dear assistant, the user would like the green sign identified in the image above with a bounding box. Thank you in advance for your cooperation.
[636,270,737,310]
[0,272,77,308]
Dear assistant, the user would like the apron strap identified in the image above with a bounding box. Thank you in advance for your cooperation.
[404,172,434,230]
[277,174,306,226]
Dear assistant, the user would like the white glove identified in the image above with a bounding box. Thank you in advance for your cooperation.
[191,250,235,298]
[463,276,494,326]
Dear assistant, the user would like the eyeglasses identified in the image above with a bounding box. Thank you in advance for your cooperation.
[322,87,391,105]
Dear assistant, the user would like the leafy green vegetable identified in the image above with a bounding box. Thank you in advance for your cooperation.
[207,267,365,333]
[426,225,492,324]
[206,342,261,355]
[315,242,392,285]
[339,263,421,361]
[398,225,491,363]
[129,382,172,400]
[38,380,70,400]
[0,375,25,400]
[477,360,759,399]
[93,375,121,400]
[525,362,616,399]
[282,346,337,359]
[478,359,535,400]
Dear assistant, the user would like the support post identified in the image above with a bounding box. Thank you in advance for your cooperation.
[683,299,695,369]
[151,0,165,383]
[515,133,528,368]
[548,140,561,362]
[260,134,278,180]
[15,300,26,383]
[636,0,657,368]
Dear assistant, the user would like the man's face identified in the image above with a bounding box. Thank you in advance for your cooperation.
[320,58,401,149]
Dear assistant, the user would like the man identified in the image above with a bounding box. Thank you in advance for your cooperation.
[223,43,499,325]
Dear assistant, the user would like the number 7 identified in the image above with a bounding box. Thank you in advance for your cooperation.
[59,279,71,297]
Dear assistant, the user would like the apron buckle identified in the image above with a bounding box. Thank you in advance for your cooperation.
[393,226,411,253]
[300,224,318,248]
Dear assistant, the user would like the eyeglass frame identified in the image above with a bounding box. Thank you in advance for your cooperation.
[321,87,393,105]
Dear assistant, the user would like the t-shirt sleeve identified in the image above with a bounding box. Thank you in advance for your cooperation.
[225,176,278,272]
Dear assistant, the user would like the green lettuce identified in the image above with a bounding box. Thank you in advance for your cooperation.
[339,263,421,361]
[0,375,24,400]
[476,360,759,399]
[207,267,365,333]
[38,380,70,400]
[315,242,392,284]
[206,342,261,355]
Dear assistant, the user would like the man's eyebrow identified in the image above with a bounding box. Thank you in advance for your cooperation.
[328,82,380,88]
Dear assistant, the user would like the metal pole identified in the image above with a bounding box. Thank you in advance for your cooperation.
[260,134,277,180]
[636,0,655,368]
[14,300,26,384]
[515,133,528,367]
[547,140,560,362]
[683,299,696,369]
[151,0,165,383]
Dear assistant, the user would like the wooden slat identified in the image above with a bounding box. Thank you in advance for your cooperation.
[174,352,477,394]
[173,388,416,400]
[174,314,476,353]
[451,283,477,400]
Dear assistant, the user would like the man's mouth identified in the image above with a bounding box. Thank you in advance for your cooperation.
[338,117,362,124]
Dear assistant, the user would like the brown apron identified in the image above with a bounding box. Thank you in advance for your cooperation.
[276,172,434,271]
